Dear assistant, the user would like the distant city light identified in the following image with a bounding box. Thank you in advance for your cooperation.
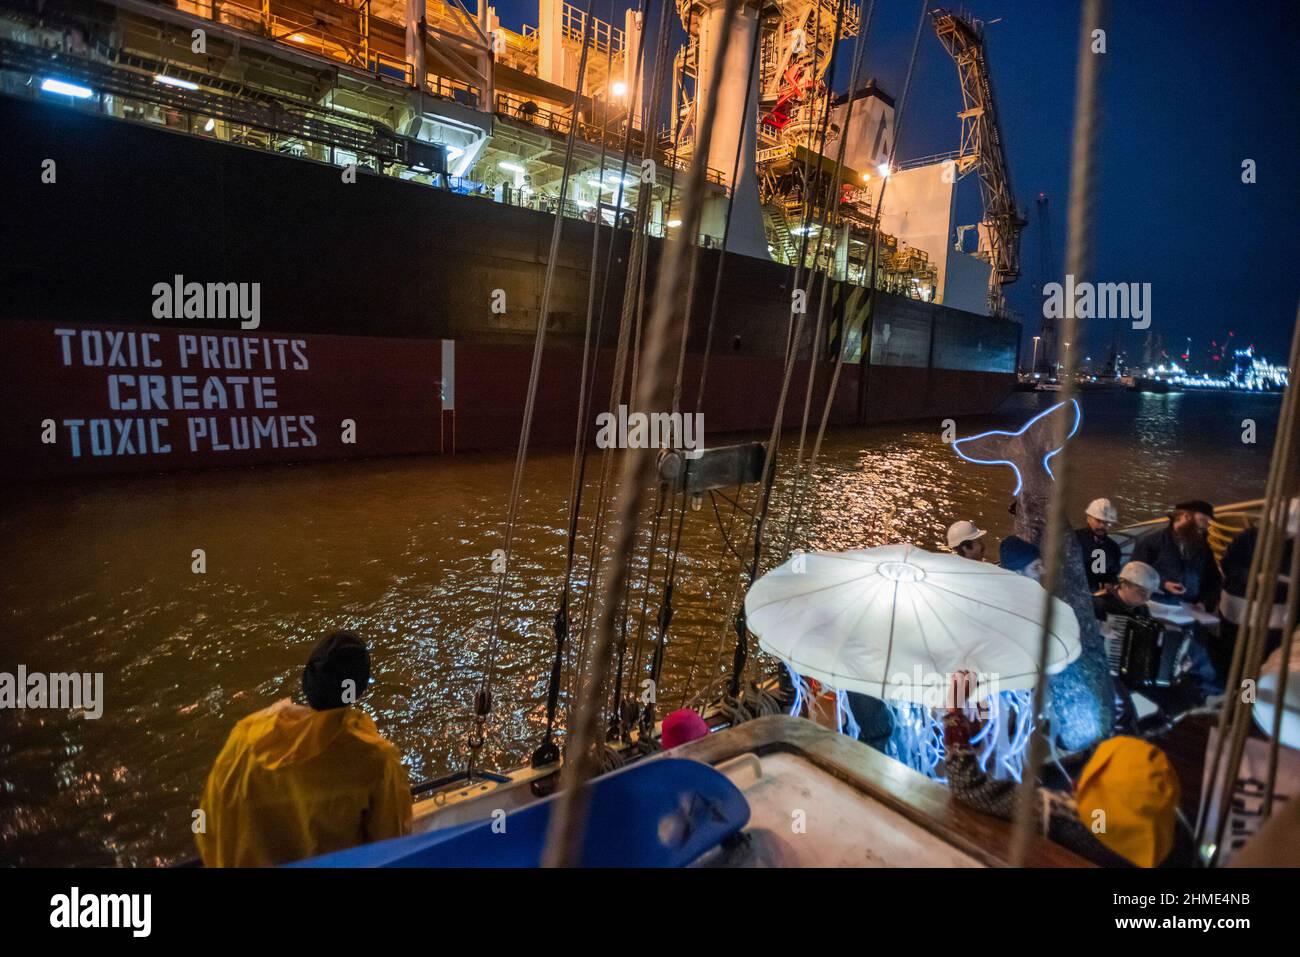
[40,78,93,98]
[154,74,198,91]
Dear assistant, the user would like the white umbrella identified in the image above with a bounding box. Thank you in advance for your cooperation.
[1253,641,1300,751]
[745,543,1081,705]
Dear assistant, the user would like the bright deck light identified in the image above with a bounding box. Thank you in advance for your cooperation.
[877,163,891,178]
[154,74,198,91]
[40,78,93,99]
[666,219,682,227]
[498,161,525,174]
[611,81,627,97]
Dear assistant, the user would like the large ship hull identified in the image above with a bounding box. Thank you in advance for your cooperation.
[1,96,1017,481]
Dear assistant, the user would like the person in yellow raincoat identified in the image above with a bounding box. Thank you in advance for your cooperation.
[196,631,413,867]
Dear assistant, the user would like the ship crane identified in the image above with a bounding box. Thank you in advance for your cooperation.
[931,8,1025,308]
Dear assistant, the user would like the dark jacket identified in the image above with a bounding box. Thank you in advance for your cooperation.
[1131,522,1222,609]
[1075,526,1123,591]
[845,692,893,754]
[1092,589,1152,622]
[1219,526,1293,626]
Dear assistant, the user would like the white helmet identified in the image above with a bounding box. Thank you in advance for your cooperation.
[946,520,986,550]
[1086,498,1118,524]
[1119,561,1160,593]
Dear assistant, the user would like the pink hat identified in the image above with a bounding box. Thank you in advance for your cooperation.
[661,709,709,749]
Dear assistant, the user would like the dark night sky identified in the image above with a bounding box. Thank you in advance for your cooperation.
[490,0,1299,363]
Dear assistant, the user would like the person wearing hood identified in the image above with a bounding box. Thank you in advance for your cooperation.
[195,631,412,867]
[1131,500,1222,608]
[943,674,1190,867]
[1075,498,1122,592]
[660,708,709,749]
[998,535,1044,581]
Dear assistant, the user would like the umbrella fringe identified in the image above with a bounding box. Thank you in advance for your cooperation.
[880,692,1036,784]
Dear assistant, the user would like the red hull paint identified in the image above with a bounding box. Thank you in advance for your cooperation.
[2,321,1012,481]
[1,320,442,481]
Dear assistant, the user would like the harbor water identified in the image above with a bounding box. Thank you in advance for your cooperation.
[0,389,1280,865]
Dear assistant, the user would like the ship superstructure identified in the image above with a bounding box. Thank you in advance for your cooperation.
[0,0,1022,481]
[1,0,1018,310]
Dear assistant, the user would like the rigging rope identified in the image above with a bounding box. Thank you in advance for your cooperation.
[533,29,622,768]
[1196,304,1300,858]
[569,0,675,721]
[470,1,597,775]
[540,0,744,868]
[723,0,848,700]
[780,0,880,560]
[1009,0,1106,866]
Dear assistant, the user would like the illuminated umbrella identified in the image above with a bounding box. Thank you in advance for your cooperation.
[745,543,1081,705]
[1253,643,1300,751]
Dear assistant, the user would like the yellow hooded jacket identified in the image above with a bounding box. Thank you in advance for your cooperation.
[196,698,413,867]
[1075,735,1180,868]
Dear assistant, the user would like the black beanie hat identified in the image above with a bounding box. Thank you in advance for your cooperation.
[1174,500,1214,518]
[303,631,371,710]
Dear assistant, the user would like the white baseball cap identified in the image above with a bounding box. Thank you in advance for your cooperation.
[1119,561,1160,593]
[946,520,986,549]
[1086,498,1118,524]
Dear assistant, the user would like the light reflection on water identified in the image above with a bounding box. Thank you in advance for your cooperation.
[0,389,1278,865]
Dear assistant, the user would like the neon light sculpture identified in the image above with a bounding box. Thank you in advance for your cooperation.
[949,399,1113,751]
[951,399,1081,495]
[749,546,1081,781]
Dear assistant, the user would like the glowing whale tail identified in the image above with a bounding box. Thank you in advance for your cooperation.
[951,400,1081,496]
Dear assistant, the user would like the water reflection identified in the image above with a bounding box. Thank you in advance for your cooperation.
[0,390,1278,864]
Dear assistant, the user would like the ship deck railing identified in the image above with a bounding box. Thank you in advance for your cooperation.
[1111,499,1263,564]
[495,91,727,189]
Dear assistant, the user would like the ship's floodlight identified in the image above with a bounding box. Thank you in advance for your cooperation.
[666,219,682,228]
[877,163,891,178]
[154,74,199,91]
[611,81,628,97]
[40,78,93,99]
[498,161,525,174]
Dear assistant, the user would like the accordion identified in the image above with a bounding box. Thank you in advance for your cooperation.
[1104,614,1182,687]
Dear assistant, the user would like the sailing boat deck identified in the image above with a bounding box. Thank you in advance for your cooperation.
[409,716,1089,867]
